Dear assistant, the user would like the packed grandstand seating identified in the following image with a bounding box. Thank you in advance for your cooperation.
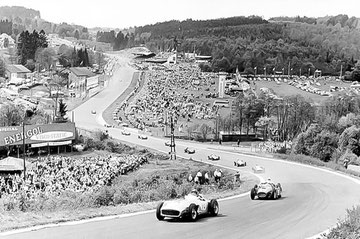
[0,154,148,199]
[121,62,218,130]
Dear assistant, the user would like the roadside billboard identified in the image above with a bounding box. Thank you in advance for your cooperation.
[0,122,76,147]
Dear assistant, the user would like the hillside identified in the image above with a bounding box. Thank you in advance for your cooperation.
[122,14,360,80]
[0,6,40,19]
[0,6,91,40]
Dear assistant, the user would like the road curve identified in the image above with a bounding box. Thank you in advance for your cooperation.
[3,59,360,239]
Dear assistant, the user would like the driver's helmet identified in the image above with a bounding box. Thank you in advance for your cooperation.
[190,189,199,196]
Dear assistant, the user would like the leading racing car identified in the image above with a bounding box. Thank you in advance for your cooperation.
[156,190,219,221]
[250,180,282,200]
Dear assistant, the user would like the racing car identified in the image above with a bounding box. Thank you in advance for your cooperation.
[156,190,219,221]
[138,134,148,140]
[234,159,246,167]
[121,130,130,136]
[250,181,282,200]
[165,141,174,147]
[252,165,265,173]
[208,154,220,161]
[184,147,195,154]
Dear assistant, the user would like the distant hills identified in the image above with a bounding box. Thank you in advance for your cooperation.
[0,6,91,40]
[1,5,360,79]
[269,14,360,29]
[0,6,40,20]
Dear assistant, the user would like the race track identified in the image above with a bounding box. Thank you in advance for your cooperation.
[3,59,360,239]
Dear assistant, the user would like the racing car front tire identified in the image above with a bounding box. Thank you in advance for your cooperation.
[156,202,165,221]
[209,199,219,216]
[189,203,198,221]
[250,188,256,200]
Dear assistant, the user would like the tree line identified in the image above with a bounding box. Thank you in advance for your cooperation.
[96,30,134,51]
[128,15,360,80]
[225,88,360,164]
[0,19,12,35]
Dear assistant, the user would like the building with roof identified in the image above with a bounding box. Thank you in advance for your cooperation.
[5,64,31,81]
[68,67,99,97]
[0,33,15,49]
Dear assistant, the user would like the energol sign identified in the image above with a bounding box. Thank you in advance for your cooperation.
[0,123,76,146]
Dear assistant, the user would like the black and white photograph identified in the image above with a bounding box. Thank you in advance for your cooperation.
[0,0,359,238]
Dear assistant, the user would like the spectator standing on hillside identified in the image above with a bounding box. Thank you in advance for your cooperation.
[204,171,209,184]
[234,171,241,185]
[195,170,202,184]
[214,169,222,183]
[188,174,193,182]
[344,159,350,169]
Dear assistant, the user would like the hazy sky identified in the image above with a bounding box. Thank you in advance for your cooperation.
[0,0,359,29]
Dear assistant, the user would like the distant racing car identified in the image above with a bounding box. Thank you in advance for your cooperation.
[165,141,174,147]
[156,190,219,221]
[121,130,130,136]
[252,165,265,173]
[250,181,282,200]
[234,159,246,167]
[138,134,148,140]
[208,154,220,161]
[184,147,195,154]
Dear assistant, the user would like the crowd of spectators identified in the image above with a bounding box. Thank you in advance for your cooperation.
[258,140,292,153]
[122,62,219,130]
[0,154,148,199]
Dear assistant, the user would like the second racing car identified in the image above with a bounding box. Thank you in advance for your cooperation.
[250,180,282,200]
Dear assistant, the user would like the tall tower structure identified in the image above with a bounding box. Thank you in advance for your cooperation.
[218,72,227,98]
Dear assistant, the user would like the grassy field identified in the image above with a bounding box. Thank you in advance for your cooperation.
[0,150,258,232]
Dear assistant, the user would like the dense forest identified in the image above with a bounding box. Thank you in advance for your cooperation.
[123,15,360,79]
[96,30,134,50]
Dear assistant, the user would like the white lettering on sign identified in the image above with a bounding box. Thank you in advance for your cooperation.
[3,127,43,145]
[30,131,73,141]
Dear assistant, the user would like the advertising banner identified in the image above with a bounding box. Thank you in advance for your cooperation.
[0,123,76,147]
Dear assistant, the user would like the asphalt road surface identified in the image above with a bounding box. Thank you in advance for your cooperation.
[4,58,360,239]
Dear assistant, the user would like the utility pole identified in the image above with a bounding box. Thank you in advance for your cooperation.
[22,122,26,181]
[170,115,176,160]
[340,64,343,79]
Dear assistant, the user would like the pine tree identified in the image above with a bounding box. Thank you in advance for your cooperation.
[58,99,67,120]
[84,48,89,66]
[74,29,80,40]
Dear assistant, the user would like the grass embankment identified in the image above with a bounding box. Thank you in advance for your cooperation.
[0,150,258,232]
[326,205,360,239]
